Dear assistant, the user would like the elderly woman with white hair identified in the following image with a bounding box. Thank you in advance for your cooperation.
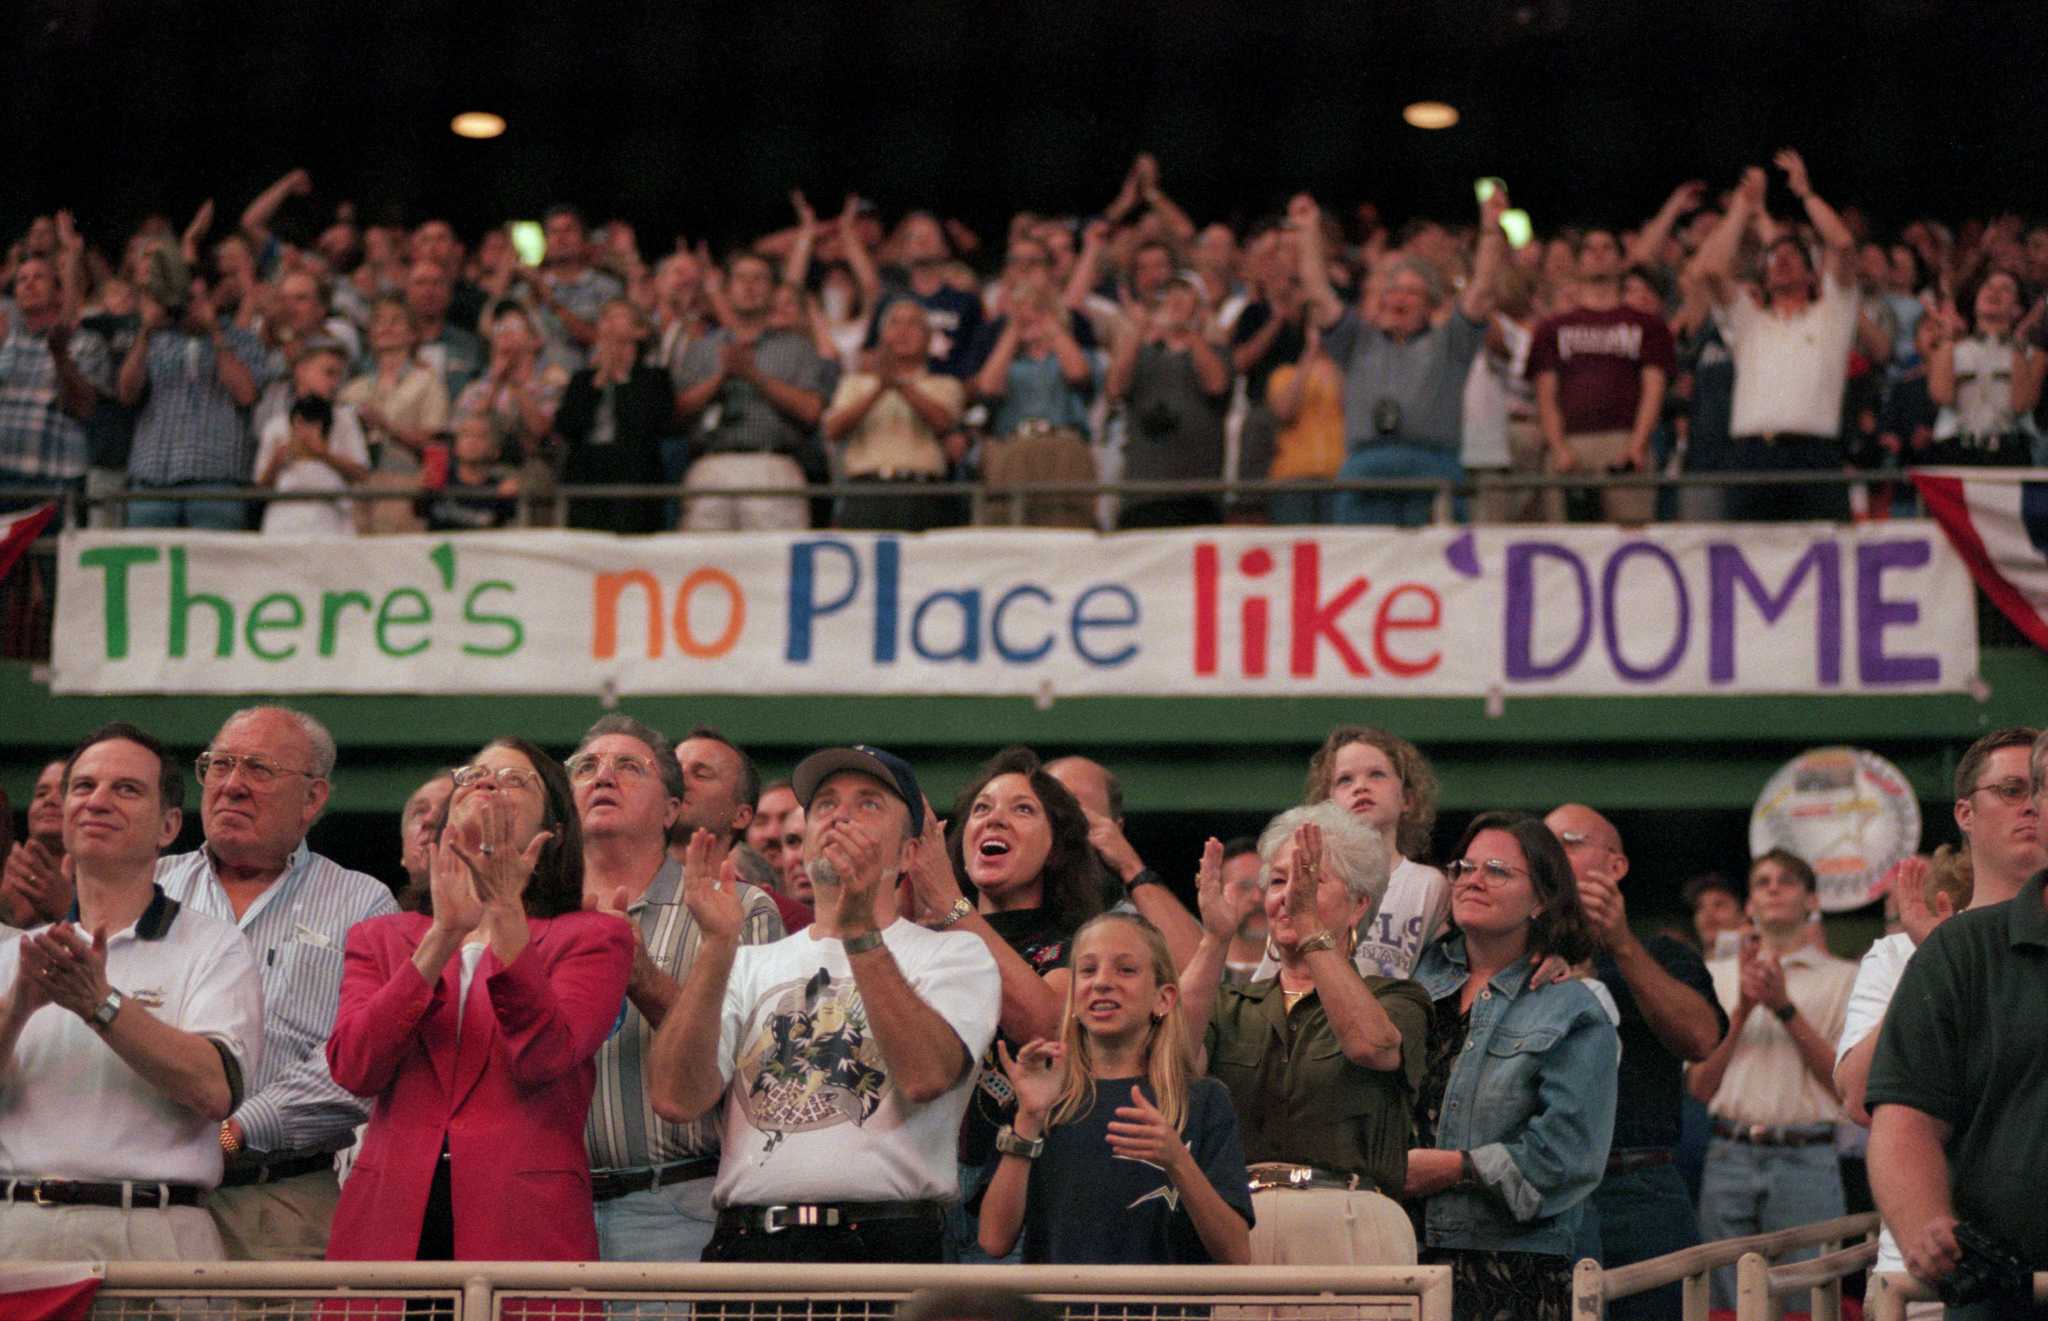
[1178,801,1430,1266]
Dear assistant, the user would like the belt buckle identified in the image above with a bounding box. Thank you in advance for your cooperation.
[761,1204,838,1233]
[32,1179,58,1206]
[1747,1125,1770,1144]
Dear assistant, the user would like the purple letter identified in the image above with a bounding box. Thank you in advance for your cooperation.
[1858,540,1939,685]
[1707,542,1841,686]
[1505,543,1592,680]
[1601,543,1689,682]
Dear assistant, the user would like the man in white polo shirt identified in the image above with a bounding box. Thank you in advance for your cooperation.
[1685,148,1860,523]
[0,722,263,1262]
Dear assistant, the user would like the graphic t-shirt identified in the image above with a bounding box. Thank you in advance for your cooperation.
[1019,1075,1253,1264]
[1525,304,1676,435]
[711,921,1000,1208]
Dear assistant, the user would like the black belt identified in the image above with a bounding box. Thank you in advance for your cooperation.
[716,1199,942,1234]
[1712,1120,1836,1147]
[590,1156,720,1203]
[1246,1162,1362,1194]
[1736,432,1833,447]
[1605,1148,1676,1175]
[5,1178,206,1208]
[848,471,946,483]
[219,1151,336,1187]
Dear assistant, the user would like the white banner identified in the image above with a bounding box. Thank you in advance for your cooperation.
[51,523,1978,698]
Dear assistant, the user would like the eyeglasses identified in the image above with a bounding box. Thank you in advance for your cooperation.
[1446,858,1529,886]
[195,752,319,786]
[452,764,541,792]
[1968,778,2035,806]
[565,752,654,784]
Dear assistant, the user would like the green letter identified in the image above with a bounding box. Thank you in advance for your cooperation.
[78,545,159,659]
[245,593,304,662]
[462,581,523,657]
[318,591,374,657]
[376,589,432,657]
[169,547,233,658]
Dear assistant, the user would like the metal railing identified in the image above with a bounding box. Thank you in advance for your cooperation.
[51,1261,1453,1321]
[1569,1211,1879,1321]
[0,464,1978,532]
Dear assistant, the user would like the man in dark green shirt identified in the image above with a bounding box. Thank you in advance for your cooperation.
[1867,864,2048,1316]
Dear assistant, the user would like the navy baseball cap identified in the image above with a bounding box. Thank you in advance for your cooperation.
[791,745,925,835]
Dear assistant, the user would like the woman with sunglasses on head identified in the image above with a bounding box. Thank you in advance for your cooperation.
[1403,811,1619,1321]
[325,739,633,1268]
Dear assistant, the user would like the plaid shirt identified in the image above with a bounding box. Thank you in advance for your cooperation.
[128,325,271,486]
[672,328,832,456]
[0,323,112,481]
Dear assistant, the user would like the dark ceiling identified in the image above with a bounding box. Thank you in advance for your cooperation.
[8,0,2042,256]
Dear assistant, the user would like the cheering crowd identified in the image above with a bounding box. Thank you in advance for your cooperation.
[2,149,2046,533]
[1,711,2042,1321]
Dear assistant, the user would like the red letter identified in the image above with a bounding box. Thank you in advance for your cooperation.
[1373,583,1442,677]
[1240,548,1274,676]
[1193,542,1219,675]
[1289,543,1371,677]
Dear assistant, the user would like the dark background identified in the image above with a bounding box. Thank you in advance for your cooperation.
[7,0,2045,257]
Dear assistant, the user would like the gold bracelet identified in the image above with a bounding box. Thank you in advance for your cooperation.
[1294,929,1338,956]
[219,1121,242,1157]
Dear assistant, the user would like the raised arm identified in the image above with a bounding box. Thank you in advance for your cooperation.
[1774,149,1855,286]
[783,191,818,289]
[241,168,312,247]
[837,195,882,308]
[647,833,746,1123]
[1459,188,1509,323]
[1289,194,1344,329]
[1626,180,1706,269]
[1684,168,1765,307]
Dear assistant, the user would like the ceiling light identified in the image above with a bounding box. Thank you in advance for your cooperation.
[450,112,507,140]
[1402,101,1459,130]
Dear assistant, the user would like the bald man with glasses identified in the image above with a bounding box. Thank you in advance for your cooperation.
[156,705,397,1261]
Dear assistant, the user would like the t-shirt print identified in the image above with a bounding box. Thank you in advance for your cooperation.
[735,966,888,1153]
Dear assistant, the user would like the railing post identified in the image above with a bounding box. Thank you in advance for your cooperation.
[1735,1250,1771,1321]
[1571,1256,1605,1319]
[1681,1269,1711,1321]
[1432,479,1455,525]
[464,1271,491,1319]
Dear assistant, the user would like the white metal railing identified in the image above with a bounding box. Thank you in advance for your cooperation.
[49,1261,1452,1321]
[1569,1212,1879,1321]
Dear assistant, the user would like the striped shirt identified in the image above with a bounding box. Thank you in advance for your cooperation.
[0,323,111,481]
[585,858,784,1172]
[156,841,399,1157]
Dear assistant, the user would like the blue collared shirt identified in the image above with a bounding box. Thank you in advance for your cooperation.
[1411,935,1619,1256]
[156,841,398,1157]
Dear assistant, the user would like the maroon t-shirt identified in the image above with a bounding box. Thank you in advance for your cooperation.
[1525,305,1676,434]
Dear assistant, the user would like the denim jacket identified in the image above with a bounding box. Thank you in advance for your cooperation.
[1412,936,1620,1256]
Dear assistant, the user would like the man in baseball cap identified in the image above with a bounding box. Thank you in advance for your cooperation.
[790,745,926,838]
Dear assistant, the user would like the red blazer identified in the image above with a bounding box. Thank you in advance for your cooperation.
[325,909,633,1263]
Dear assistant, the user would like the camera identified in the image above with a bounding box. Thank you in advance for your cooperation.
[1936,1221,2032,1308]
[1372,398,1402,436]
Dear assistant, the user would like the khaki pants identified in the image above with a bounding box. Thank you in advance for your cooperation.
[1248,1185,1416,1265]
[209,1167,341,1261]
[682,452,809,530]
[1472,417,1551,524]
[1555,428,1654,524]
[0,1198,223,1260]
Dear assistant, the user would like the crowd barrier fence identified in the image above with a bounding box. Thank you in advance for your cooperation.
[1868,1269,2048,1320]
[1569,1211,1879,1321]
[38,1260,1453,1321]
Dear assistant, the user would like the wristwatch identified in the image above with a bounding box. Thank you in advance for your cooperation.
[219,1121,244,1157]
[842,929,885,956]
[931,898,973,930]
[994,1125,1045,1160]
[90,988,124,1031]
[1294,929,1338,957]
[1773,1002,1798,1023]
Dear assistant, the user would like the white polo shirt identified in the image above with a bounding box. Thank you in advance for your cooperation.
[0,885,263,1187]
[1716,271,1861,440]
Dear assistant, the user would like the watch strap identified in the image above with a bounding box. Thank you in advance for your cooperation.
[842,929,885,956]
[1294,930,1338,957]
[994,1125,1045,1159]
[1773,1002,1797,1023]
[932,897,973,930]
[91,988,124,1030]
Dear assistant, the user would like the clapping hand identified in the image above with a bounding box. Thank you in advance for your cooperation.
[29,922,113,1022]
[680,828,744,942]
[1108,1085,1191,1174]
[996,1038,1067,1126]
[1773,148,1812,200]
[1193,836,1254,941]
[1280,822,1328,947]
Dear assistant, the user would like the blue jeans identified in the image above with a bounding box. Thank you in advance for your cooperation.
[128,484,248,530]
[944,1158,1019,1264]
[1268,484,1343,525]
[1697,1138,1845,1310]
[1590,1163,1702,1321]
[1335,444,1463,527]
[593,1175,717,1264]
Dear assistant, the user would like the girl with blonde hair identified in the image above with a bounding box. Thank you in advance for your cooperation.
[977,912,1253,1264]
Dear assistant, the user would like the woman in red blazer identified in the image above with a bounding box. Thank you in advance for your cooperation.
[326,737,633,1263]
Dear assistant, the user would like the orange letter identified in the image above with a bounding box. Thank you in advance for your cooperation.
[594,570,664,659]
[674,568,745,658]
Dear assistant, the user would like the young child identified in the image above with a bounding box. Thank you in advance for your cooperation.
[978,912,1253,1265]
[424,415,520,531]
[255,393,369,535]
